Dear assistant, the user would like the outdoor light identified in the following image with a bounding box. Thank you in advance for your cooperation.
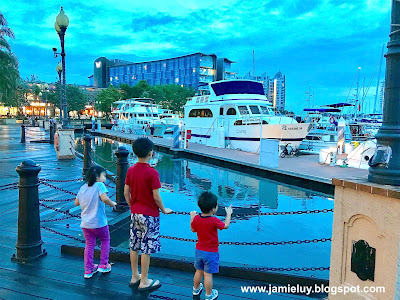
[56,62,62,73]
[54,22,61,33]
[56,7,69,29]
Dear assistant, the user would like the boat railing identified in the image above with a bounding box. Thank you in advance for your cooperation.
[204,118,219,145]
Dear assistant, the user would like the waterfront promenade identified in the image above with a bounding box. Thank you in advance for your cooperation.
[0,124,321,299]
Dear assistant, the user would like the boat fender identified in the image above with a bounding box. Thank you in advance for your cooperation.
[54,131,60,152]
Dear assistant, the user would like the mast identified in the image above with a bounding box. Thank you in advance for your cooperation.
[373,44,385,114]
[252,50,255,77]
[353,67,361,119]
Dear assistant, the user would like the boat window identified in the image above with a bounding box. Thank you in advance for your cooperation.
[234,120,268,125]
[188,109,213,118]
[249,105,260,114]
[146,114,151,117]
[220,107,224,116]
[211,80,265,96]
[130,114,133,118]
[134,114,137,118]
[238,106,249,115]
[138,113,144,117]
[260,106,269,115]
[153,114,158,117]
[268,108,276,116]
[227,108,237,115]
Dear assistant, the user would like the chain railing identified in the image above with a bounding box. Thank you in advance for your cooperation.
[0,182,18,191]
[171,208,333,217]
[39,178,83,183]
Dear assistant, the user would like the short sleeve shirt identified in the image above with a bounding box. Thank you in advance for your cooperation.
[125,162,162,217]
[191,215,225,252]
[77,182,108,229]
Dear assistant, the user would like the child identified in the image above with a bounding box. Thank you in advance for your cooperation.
[190,192,233,299]
[75,166,117,279]
[142,126,146,136]
[124,138,172,291]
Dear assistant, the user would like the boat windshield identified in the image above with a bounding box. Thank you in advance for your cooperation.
[238,106,250,115]
[211,81,265,96]
[260,106,269,115]
[249,105,260,114]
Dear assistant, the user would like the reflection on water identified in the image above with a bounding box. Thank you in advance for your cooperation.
[75,136,333,279]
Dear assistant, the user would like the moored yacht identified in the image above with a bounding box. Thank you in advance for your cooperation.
[183,80,311,153]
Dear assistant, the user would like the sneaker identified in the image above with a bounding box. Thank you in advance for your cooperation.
[98,263,112,273]
[205,289,218,300]
[192,283,203,296]
[84,264,99,279]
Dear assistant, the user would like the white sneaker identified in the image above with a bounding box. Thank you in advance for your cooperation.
[193,283,203,295]
[205,289,218,300]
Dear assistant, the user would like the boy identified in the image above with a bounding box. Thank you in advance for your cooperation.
[190,191,233,299]
[124,138,172,291]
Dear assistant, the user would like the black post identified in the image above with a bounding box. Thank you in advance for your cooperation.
[12,160,47,262]
[83,134,92,177]
[368,0,400,185]
[49,123,54,144]
[20,124,25,143]
[114,146,129,212]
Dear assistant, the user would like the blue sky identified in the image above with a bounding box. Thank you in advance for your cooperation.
[2,0,391,113]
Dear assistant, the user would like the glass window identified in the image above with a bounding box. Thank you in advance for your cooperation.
[138,113,144,117]
[249,105,260,114]
[189,109,213,118]
[153,114,158,117]
[220,107,224,115]
[260,106,269,115]
[227,108,237,115]
[238,106,249,115]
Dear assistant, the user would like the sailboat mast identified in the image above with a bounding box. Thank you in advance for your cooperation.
[373,44,385,114]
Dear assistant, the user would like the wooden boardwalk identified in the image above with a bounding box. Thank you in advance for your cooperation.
[0,124,324,299]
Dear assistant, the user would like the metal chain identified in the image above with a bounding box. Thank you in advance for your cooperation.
[171,208,333,217]
[41,215,75,223]
[237,266,330,272]
[41,226,84,243]
[38,180,77,196]
[40,198,76,202]
[39,178,83,183]
[39,202,81,218]
[160,235,331,246]
[0,182,18,188]
[91,148,116,164]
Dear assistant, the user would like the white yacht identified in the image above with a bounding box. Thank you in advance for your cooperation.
[183,80,311,153]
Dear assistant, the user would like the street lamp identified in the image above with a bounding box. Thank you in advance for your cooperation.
[368,0,400,185]
[56,62,63,120]
[43,83,49,120]
[54,6,69,128]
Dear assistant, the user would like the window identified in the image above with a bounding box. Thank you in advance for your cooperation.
[227,108,237,115]
[189,109,213,118]
[138,113,144,117]
[249,105,260,114]
[260,106,269,115]
[238,106,249,115]
[153,114,158,117]
[220,107,224,115]
[146,114,151,117]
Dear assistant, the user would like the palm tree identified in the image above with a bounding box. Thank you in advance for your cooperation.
[0,11,19,105]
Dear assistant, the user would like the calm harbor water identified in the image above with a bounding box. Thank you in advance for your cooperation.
[76,135,334,280]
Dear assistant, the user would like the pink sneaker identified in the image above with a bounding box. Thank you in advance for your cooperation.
[98,263,112,273]
[84,264,99,279]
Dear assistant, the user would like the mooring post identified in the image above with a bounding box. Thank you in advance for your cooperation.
[20,124,26,144]
[12,160,47,262]
[114,146,129,212]
[83,134,92,177]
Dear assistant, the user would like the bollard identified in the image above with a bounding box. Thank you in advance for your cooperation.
[83,134,92,177]
[114,146,130,212]
[12,160,47,262]
[20,124,26,143]
[49,123,54,144]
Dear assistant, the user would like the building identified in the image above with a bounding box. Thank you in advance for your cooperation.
[242,71,286,111]
[91,53,236,94]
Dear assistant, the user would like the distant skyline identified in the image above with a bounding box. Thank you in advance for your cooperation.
[2,0,391,114]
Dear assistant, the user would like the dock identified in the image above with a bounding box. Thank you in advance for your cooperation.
[0,124,327,299]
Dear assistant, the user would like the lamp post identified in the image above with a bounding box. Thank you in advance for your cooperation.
[56,62,63,121]
[54,7,69,128]
[368,0,400,185]
[43,83,49,120]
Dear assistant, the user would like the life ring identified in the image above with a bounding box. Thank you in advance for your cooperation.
[329,116,336,124]
[365,133,370,137]
[352,128,358,134]
[54,132,60,152]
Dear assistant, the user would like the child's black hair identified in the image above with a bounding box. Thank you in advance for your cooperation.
[198,191,218,214]
[132,138,154,158]
[86,165,106,187]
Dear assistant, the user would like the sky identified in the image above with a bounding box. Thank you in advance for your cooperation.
[1,0,392,114]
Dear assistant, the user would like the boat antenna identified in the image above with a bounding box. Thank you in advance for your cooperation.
[373,44,385,113]
[253,49,255,77]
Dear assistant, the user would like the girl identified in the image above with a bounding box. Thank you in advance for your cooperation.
[75,166,117,278]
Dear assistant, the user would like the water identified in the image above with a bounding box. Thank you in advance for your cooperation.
[75,135,333,280]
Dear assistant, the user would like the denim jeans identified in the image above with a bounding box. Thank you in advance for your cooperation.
[82,225,110,272]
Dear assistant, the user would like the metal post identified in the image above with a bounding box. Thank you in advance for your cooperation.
[49,123,54,144]
[12,160,47,262]
[57,27,68,129]
[83,134,92,177]
[20,125,25,143]
[114,146,129,212]
[369,0,400,185]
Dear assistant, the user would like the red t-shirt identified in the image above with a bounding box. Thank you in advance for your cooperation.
[125,162,161,217]
[191,215,225,253]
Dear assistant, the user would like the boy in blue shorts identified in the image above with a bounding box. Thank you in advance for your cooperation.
[124,138,172,291]
[190,191,233,299]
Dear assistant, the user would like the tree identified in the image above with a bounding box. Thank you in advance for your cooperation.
[0,11,19,105]
[97,85,121,113]
[159,84,195,113]
[66,85,88,115]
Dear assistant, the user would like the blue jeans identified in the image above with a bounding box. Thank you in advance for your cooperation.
[194,249,219,273]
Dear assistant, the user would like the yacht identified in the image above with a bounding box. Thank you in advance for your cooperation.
[183,80,311,153]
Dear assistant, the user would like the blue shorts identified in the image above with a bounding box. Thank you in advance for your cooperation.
[194,249,219,274]
[129,214,161,254]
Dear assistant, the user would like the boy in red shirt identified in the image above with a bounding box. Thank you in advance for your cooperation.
[190,191,233,299]
[124,138,172,292]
